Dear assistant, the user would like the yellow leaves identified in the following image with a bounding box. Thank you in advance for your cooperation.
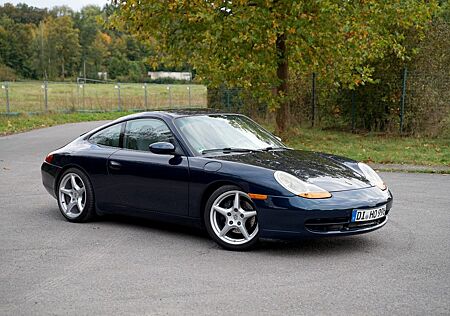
[99,32,112,45]
[299,13,308,19]
[268,33,277,45]
[111,0,437,101]
[167,2,177,11]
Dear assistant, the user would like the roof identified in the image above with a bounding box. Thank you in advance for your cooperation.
[118,109,231,120]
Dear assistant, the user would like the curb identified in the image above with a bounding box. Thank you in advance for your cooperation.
[369,163,450,174]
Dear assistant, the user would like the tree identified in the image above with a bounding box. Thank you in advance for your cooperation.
[0,16,35,78]
[0,3,48,25]
[108,55,130,79]
[50,5,74,18]
[89,32,111,76]
[46,16,81,80]
[402,3,450,136]
[113,0,436,131]
[317,1,450,135]
[74,5,103,77]
[29,15,81,80]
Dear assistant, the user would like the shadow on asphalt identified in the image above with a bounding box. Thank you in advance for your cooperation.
[45,206,378,256]
[256,236,376,255]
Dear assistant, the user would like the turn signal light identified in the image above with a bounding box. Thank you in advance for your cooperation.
[248,193,268,200]
[298,192,332,199]
[45,154,53,164]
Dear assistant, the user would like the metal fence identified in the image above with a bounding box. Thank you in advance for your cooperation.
[2,71,448,135]
[309,68,450,134]
[208,67,450,135]
[0,81,208,114]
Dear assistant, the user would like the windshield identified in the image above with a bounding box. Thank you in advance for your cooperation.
[174,114,286,155]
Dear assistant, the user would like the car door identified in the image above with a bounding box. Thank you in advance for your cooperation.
[106,118,190,216]
[84,122,124,211]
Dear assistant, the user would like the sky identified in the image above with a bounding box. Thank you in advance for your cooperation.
[0,0,109,11]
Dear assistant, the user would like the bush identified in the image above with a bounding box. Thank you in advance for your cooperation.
[0,63,18,81]
[403,21,450,137]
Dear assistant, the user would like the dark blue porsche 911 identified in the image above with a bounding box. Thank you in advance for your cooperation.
[41,111,393,250]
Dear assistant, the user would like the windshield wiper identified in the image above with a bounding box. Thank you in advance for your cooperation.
[202,146,288,155]
[260,146,288,152]
[202,148,256,155]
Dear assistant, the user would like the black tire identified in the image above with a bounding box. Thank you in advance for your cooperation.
[204,185,259,251]
[56,167,96,223]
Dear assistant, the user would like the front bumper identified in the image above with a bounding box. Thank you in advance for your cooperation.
[254,186,393,239]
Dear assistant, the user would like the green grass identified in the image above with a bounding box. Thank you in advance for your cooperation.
[282,127,450,167]
[1,81,207,113]
[0,111,133,135]
[1,111,448,167]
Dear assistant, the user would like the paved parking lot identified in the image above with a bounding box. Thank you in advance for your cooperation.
[1,121,449,315]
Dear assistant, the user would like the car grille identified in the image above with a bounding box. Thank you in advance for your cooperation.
[305,215,387,233]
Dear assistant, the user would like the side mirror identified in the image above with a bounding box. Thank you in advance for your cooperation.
[149,142,175,155]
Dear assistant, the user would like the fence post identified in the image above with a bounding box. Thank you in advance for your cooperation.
[44,81,48,111]
[400,67,407,134]
[77,82,85,110]
[351,90,356,131]
[187,86,191,108]
[167,85,172,108]
[116,82,121,111]
[143,83,148,109]
[311,72,316,127]
[2,82,10,113]
[82,82,85,110]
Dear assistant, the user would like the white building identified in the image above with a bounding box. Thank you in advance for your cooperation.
[97,72,108,80]
[147,71,192,81]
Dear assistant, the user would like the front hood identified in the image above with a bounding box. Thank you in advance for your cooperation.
[212,149,372,192]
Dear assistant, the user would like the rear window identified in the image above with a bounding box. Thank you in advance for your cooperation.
[89,123,123,147]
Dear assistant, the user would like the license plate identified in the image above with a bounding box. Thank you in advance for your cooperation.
[351,205,386,222]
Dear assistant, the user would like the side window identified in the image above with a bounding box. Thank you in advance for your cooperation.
[89,123,123,147]
[124,119,173,151]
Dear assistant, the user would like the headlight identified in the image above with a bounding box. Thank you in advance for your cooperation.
[358,163,387,190]
[274,171,331,199]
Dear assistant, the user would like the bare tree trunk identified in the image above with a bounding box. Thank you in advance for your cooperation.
[275,33,288,133]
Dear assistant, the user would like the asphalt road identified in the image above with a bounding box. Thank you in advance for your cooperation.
[1,121,449,315]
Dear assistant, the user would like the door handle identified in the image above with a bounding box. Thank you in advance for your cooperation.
[109,160,122,170]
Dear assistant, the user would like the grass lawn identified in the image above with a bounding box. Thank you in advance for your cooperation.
[1,81,207,113]
[283,127,449,167]
[1,111,448,167]
[0,111,133,135]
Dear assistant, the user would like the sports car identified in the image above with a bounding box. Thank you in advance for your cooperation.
[41,111,393,250]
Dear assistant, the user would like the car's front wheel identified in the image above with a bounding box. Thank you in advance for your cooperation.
[57,168,96,223]
[204,185,259,251]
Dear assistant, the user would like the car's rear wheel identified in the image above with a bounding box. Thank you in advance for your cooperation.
[204,185,259,251]
[57,168,95,223]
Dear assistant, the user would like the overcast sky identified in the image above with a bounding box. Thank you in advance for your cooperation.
[1,0,110,11]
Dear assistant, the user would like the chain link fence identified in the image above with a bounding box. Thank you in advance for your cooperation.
[208,68,450,136]
[0,81,208,113]
[2,70,448,136]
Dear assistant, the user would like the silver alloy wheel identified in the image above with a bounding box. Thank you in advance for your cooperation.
[58,173,86,219]
[210,190,258,245]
